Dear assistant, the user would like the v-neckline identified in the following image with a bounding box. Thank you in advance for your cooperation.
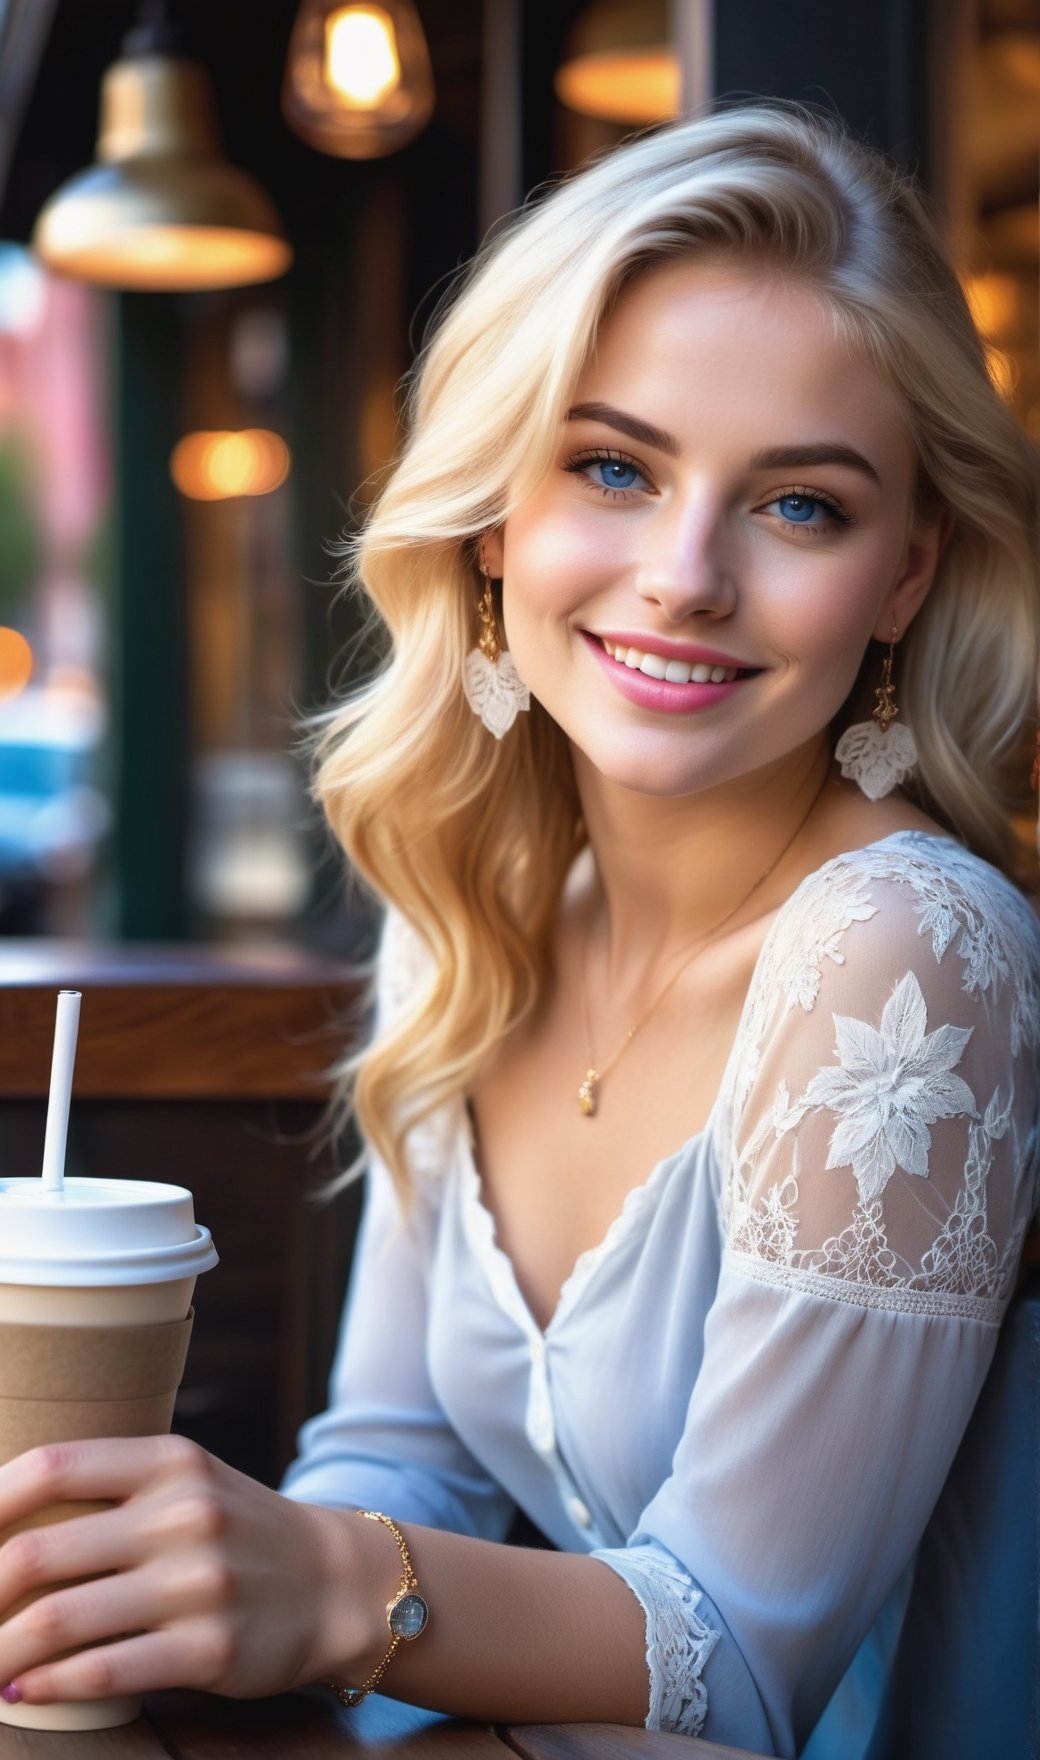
[457,829,958,1342]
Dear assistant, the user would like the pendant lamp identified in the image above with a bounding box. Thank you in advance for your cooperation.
[282,1,434,159]
[555,0,679,125]
[32,12,291,291]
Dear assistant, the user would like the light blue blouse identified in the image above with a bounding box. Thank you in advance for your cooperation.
[282,831,1040,1757]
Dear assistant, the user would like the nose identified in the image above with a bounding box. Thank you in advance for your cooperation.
[633,495,737,623]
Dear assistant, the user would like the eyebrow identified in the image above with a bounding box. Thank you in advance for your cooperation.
[566,402,680,456]
[566,402,882,486]
[749,443,882,487]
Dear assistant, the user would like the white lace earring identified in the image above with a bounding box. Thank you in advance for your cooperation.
[461,543,531,739]
[834,624,918,800]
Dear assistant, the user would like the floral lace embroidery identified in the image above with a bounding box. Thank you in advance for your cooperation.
[722,837,1040,1321]
[728,861,878,1126]
[727,1082,1026,1320]
[911,1087,1019,1300]
[797,969,977,1204]
[591,1546,720,1738]
[896,833,1040,1056]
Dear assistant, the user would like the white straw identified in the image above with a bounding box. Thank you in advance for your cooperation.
[41,990,81,1194]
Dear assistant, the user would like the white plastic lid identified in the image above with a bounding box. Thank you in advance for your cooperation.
[0,1178,219,1287]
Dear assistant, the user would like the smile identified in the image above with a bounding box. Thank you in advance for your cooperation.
[598,640,747,684]
[582,633,760,715]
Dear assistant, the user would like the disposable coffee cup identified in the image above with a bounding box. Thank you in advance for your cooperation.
[0,1176,218,1731]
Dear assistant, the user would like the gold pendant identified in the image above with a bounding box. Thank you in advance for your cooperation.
[578,1069,599,1117]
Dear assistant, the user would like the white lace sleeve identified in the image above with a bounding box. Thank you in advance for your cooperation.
[591,1545,720,1737]
[723,837,1040,1319]
[599,838,1040,1757]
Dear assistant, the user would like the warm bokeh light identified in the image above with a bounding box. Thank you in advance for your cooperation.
[963,272,1019,340]
[0,627,33,698]
[325,6,401,107]
[170,429,292,500]
[985,342,1017,400]
[555,48,679,124]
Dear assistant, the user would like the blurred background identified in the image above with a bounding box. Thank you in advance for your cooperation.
[0,0,1034,952]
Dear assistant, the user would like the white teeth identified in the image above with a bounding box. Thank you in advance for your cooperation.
[602,640,743,684]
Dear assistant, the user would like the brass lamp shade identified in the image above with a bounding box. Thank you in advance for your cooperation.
[33,52,292,291]
[555,0,679,125]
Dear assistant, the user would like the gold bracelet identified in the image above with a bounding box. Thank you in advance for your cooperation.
[329,1511,429,1709]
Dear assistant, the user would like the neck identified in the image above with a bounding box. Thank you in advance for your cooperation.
[572,742,833,983]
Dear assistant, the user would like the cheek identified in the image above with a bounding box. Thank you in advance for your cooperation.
[759,540,898,665]
[502,496,620,605]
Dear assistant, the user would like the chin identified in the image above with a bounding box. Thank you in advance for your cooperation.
[570,729,733,800]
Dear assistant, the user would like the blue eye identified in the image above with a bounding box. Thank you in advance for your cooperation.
[565,449,650,496]
[594,459,640,490]
[761,488,851,532]
[775,493,824,524]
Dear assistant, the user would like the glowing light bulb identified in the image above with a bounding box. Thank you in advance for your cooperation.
[283,0,434,158]
[325,6,401,107]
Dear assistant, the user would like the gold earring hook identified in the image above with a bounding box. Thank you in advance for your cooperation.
[475,543,500,665]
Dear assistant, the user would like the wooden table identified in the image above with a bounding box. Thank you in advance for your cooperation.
[0,1691,764,1757]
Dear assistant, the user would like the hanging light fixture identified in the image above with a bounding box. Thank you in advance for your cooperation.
[282,1,435,159]
[32,8,291,291]
[555,0,679,126]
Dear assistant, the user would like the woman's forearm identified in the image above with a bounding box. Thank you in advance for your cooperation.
[313,1506,651,1725]
[0,1440,649,1722]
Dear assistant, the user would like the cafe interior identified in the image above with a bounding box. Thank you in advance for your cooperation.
[0,10,1036,1746]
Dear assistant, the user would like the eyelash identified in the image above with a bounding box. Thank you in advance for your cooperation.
[564,448,652,500]
[564,448,855,535]
[761,483,854,537]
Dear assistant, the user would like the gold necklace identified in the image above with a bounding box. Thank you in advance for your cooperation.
[576,776,828,1117]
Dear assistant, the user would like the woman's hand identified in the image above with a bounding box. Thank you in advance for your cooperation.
[0,1435,362,1707]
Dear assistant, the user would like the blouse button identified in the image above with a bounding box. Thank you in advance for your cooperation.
[530,1337,545,1362]
[566,1494,592,1530]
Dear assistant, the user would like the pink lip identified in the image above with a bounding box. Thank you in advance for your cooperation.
[589,631,757,668]
[582,632,758,715]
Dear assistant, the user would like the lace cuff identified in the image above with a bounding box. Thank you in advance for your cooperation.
[591,1543,720,1737]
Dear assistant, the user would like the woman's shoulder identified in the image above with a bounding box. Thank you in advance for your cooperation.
[761,827,1040,1043]
[798,827,1040,952]
[801,822,1034,901]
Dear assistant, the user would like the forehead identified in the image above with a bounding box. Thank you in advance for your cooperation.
[575,260,914,471]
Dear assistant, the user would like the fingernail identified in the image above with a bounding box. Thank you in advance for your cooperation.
[0,1683,22,1704]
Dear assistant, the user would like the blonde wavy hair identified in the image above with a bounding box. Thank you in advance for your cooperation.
[313,101,1040,1197]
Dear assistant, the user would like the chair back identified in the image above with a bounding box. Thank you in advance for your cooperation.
[866,1272,1040,1760]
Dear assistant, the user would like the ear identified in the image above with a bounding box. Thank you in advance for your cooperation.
[481,526,505,577]
[873,505,954,641]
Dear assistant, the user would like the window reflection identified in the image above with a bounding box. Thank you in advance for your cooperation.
[0,251,111,935]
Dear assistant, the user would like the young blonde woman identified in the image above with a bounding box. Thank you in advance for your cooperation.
[1,103,1038,1760]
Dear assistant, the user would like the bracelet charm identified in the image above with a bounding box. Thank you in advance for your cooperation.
[390,1591,428,1639]
[329,1511,428,1709]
